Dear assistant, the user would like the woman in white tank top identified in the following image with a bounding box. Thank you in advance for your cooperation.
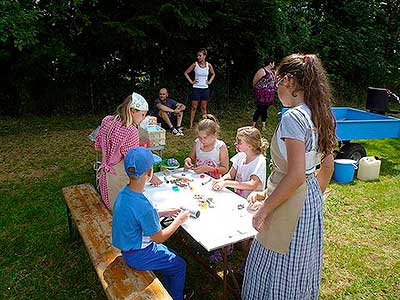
[184,48,216,129]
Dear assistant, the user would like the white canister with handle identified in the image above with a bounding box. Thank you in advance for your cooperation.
[357,156,381,181]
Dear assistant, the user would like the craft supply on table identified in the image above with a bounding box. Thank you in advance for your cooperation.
[237,204,245,210]
[180,205,201,218]
[206,197,215,208]
[202,177,212,185]
[171,173,194,181]
[199,202,208,209]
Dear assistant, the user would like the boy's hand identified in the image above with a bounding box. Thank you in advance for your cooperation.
[150,175,162,186]
[184,158,193,169]
[212,179,225,191]
[163,208,180,217]
[175,210,190,224]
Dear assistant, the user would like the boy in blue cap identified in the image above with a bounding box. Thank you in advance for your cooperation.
[112,147,191,300]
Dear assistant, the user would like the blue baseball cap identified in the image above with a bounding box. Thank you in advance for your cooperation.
[124,147,161,178]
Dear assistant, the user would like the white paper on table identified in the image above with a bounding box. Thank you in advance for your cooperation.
[144,169,258,251]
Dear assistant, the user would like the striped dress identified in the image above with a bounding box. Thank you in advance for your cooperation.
[242,176,323,299]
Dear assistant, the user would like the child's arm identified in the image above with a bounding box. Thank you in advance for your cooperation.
[213,174,261,191]
[158,208,180,218]
[184,142,197,169]
[212,166,236,187]
[151,210,190,243]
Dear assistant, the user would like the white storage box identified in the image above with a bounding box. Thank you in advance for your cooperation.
[139,125,166,147]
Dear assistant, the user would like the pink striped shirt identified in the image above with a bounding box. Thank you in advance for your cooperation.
[95,115,139,209]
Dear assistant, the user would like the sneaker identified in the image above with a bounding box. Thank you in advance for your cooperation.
[177,127,184,135]
[183,289,194,300]
[171,128,182,136]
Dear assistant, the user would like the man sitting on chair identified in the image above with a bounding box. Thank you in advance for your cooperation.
[152,88,186,136]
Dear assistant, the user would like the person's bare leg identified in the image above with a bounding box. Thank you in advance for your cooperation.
[190,101,198,129]
[176,112,183,128]
[252,121,256,127]
[200,100,207,117]
[159,111,173,129]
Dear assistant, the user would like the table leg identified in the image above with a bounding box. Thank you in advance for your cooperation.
[223,246,228,300]
[178,234,241,299]
[66,204,73,238]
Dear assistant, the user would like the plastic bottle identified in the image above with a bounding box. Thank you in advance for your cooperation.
[357,156,381,181]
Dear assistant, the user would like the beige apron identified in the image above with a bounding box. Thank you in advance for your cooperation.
[106,160,129,212]
[256,127,307,254]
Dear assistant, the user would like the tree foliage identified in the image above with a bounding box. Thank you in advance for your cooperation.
[1,0,399,116]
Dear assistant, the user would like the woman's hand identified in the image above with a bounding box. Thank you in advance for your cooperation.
[212,179,225,191]
[184,158,193,169]
[252,204,269,232]
[150,175,162,186]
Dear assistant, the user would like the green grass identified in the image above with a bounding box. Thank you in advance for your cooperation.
[0,106,399,299]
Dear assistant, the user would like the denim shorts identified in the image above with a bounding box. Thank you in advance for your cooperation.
[191,87,210,101]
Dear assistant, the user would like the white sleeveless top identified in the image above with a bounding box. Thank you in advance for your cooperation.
[195,138,224,167]
[193,62,209,89]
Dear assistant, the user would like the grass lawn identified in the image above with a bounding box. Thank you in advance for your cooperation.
[0,106,399,299]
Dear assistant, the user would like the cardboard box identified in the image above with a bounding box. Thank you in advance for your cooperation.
[139,125,166,147]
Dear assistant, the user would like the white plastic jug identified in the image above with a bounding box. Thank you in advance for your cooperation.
[357,156,381,181]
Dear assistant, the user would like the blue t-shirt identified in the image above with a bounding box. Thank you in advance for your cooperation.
[112,186,161,251]
[152,98,178,116]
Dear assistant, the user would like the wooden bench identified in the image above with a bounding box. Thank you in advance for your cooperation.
[63,183,172,300]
